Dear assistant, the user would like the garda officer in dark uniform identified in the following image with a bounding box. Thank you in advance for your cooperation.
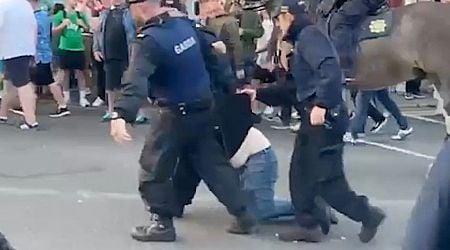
[241,0,385,243]
[318,0,387,77]
[110,0,256,242]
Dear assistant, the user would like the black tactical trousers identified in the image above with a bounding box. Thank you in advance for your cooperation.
[138,106,246,218]
[291,107,372,228]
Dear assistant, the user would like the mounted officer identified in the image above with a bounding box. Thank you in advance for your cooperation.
[318,0,389,77]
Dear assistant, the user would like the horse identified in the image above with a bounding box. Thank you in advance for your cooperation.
[266,0,450,136]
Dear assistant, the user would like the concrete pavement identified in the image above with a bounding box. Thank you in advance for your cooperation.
[0,102,444,250]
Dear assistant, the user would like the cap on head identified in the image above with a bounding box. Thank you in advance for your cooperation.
[280,0,307,15]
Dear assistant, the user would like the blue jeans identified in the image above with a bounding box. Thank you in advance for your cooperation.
[351,88,408,134]
[242,147,294,220]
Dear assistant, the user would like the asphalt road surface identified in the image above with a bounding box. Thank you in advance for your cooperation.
[0,102,444,250]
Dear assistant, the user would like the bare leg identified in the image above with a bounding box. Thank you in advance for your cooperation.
[106,90,116,113]
[48,82,66,107]
[17,82,37,124]
[76,70,90,107]
[0,81,17,118]
[58,70,71,103]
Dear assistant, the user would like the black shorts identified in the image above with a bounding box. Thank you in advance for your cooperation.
[3,56,33,88]
[30,63,55,86]
[58,50,86,70]
[104,60,127,91]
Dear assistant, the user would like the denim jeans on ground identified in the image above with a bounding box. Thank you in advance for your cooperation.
[242,147,294,220]
[351,89,408,135]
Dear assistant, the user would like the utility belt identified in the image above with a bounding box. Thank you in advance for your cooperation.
[156,99,212,116]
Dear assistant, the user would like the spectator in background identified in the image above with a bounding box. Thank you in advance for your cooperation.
[405,68,426,100]
[231,0,264,82]
[0,0,39,129]
[199,0,245,80]
[93,0,137,122]
[52,0,91,107]
[30,0,71,118]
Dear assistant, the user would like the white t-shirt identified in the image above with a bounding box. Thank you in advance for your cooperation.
[0,0,37,60]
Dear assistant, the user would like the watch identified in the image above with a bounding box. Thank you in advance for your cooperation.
[110,112,121,120]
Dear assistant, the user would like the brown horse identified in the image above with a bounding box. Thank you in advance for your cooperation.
[268,0,450,135]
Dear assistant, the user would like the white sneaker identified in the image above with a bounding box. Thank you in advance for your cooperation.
[291,111,300,120]
[79,97,91,108]
[391,127,413,140]
[290,122,300,132]
[92,97,105,107]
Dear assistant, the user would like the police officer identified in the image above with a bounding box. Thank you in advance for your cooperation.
[241,0,385,243]
[110,0,256,242]
[320,0,387,77]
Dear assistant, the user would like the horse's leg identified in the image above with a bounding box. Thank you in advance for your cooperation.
[430,74,450,137]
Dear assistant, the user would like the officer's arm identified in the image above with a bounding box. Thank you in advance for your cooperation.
[299,29,342,109]
[115,35,158,123]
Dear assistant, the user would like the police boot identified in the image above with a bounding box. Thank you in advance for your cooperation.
[359,206,386,243]
[227,212,257,235]
[131,215,176,242]
[314,197,332,235]
[277,225,324,242]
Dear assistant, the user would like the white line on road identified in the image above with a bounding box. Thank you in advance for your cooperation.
[358,139,436,160]
[404,114,445,125]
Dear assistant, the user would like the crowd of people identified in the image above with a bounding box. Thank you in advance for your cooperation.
[1,0,448,249]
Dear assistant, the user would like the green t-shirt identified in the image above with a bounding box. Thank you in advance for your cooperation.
[53,10,89,51]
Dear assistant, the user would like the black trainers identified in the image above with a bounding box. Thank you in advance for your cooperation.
[131,217,176,242]
[227,212,257,235]
[19,122,39,130]
[49,107,71,118]
[370,117,388,134]
[359,206,386,243]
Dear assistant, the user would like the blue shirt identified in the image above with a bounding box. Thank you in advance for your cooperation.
[34,10,53,64]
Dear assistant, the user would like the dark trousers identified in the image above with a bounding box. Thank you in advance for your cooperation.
[291,106,371,228]
[350,89,384,123]
[405,78,421,94]
[138,107,246,218]
[94,60,106,101]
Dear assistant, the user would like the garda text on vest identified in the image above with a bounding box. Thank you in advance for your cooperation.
[174,37,196,55]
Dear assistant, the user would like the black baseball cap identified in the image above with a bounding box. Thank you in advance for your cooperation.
[280,0,307,14]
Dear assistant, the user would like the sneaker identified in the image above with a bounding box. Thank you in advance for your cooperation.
[49,107,71,118]
[9,107,24,116]
[0,116,7,123]
[79,97,91,108]
[291,111,300,120]
[404,93,414,100]
[349,111,356,120]
[101,112,113,122]
[19,122,39,130]
[290,122,300,132]
[85,88,92,96]
[412,92,426,99]
[135,115,149,125]
[271,124,291,130]
[370,117,388,134]
[92,97,105,107]
[391,127,413,140]
[131,217,176,242]
[343,132,357,144]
